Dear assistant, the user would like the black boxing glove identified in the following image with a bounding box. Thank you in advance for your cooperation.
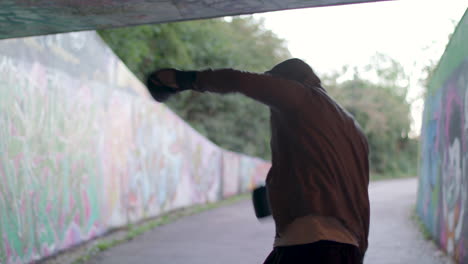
[252,185,271,219]
[146,69,197,102]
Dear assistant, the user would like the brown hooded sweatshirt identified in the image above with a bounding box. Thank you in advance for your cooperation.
[192,61,370,257]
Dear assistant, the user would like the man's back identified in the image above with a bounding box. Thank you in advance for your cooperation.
[146,58,370,263]
[267,84,370,256]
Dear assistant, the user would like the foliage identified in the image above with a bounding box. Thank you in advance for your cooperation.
[324,54,418,175]
[99,18,418,176]
[98,17,290,159]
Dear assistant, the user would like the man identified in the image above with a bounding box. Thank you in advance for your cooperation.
[146,58,370,263]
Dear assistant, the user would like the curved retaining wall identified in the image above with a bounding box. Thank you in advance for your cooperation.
[0,31,270,264]
[417,9,468,263]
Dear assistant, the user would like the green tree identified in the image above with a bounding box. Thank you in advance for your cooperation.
[324,54,418,176]
[100,20,418,177]
[98,17,290,160]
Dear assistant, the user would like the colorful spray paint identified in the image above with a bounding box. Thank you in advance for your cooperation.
[0,31,270,264]
[417,9,468,263]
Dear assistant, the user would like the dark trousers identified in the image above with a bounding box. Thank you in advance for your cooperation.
[263,240,362,264]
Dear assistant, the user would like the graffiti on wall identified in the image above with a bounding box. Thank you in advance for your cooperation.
[0,31,270,264]
[418,60,468,264]
[417,10,468,263]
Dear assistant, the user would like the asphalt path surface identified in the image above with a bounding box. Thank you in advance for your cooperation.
[87,178,453,264]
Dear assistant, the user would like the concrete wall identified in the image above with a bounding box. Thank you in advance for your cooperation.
[417,9,468,264]
[0,31,270,264]
[0,0,386,40]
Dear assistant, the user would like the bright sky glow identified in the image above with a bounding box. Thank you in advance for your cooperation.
[255,0,467,135]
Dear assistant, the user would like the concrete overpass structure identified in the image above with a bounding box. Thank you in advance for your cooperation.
[0,0,388,39]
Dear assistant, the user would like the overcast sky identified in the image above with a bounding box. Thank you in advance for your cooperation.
[254,0,467,135]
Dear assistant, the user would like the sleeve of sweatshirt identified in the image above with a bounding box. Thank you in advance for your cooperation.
[194,69,311,112]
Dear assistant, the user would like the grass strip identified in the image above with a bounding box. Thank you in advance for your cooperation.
[72,193,250,264]
[411,206,433,241]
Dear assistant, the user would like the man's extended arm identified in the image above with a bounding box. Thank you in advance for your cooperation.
[147,68,312,112]
[196,69,311,111]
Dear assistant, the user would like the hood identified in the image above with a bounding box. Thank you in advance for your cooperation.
[266,58,323,89]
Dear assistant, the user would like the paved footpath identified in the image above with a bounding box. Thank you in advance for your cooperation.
[87,178,453,264]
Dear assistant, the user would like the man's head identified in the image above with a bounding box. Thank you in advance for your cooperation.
[265,58,322,88]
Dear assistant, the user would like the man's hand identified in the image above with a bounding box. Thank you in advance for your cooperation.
[154,69,179,88]
[146,69,179,102]
[146,69,198,102]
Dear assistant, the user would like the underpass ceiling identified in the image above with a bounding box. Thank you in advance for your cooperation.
[0,0,388,40]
